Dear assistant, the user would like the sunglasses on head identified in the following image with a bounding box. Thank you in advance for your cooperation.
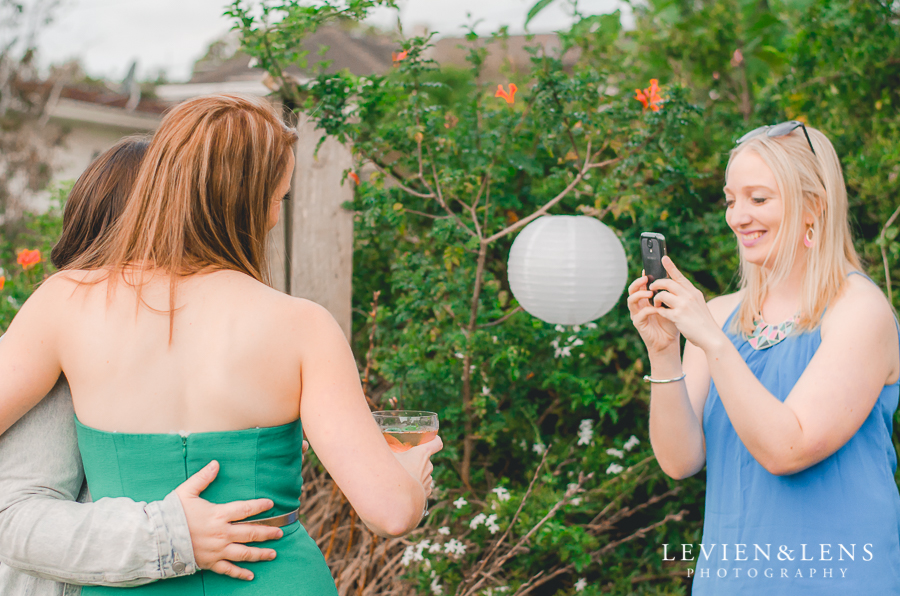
[736,120,816,156]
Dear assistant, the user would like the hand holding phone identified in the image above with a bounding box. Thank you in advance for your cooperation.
[640,232,668,307]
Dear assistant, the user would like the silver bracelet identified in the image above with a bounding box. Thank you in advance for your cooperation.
[643,372,687,384]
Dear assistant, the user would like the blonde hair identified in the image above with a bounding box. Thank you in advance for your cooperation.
[726,125,863,336]
[71,94,299,336]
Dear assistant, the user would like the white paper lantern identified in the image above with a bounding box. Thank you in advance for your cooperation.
[507,215,628,325]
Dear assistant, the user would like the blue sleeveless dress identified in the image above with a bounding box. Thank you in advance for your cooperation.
[692,272,900,594]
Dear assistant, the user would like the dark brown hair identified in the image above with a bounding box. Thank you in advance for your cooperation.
[51,137,149,269]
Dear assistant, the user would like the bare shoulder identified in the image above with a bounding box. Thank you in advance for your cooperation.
[270,293,345,339]
[822,273,896,338]
[706,290,744,328]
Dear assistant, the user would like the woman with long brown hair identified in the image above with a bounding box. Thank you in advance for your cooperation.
[0,94,440,595]
[1,137,296,596]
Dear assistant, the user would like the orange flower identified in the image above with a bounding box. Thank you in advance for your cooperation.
[392,50,408,65]
[0,276,5,291]
[17,249,41,270]
[495,83,517,104]
[634,79,663,112]
[348,172,360,185]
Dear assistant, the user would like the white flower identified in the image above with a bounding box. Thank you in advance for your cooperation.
[485,513,500,534]
[606,463,624,475]
[430,575,444,595]
[454,352,464,359]
[579,353,586,359]
[554,346,572,358]
[469,513,487,529]
[492,487,511,502]
[438,526,450,535]
[573,325,581,332]
[577,419,594,446]
[444,538,467,557]
[571,338,584,347]
[482,386,491,396]
[555,324,565,332]
[248,57,259,68]
[623,435,640,451]
[492,335,498,344]
[606,448,624,458]
[575,577,588,591]
[532,442,546,455]
[453,497,468,509]
[569,497,582,506]
[586,322,598,329]
[429,541,443,553]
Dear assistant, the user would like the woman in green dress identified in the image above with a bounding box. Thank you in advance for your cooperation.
[0,93,442,595]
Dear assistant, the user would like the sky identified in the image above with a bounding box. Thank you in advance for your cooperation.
[29,0,626,83]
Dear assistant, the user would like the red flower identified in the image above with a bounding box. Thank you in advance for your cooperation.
[634,79,663,112]
[392,50,408,65]
[348,172,360,185]
[17,249,41,270]
[0,276,5,291]
[495,83,517,104]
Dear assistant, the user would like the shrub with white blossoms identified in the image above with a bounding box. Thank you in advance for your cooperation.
[577,419,594,446]
[606,462,624,475]
[623,435,640,451]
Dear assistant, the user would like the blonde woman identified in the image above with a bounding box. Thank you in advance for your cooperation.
[0,94,441,596]
[628,122,900,594]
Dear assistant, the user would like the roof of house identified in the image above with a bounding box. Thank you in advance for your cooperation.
[188,24,397,85]
[424,33,578,81]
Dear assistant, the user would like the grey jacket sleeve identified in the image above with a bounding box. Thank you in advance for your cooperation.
[0,375,197,588]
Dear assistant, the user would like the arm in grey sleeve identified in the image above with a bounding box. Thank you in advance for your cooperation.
[0,375,197,586]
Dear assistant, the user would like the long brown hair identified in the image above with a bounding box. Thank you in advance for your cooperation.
[52,137,149,269]
[71,94,298,336]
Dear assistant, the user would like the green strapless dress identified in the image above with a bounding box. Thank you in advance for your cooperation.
[74,417,337,595]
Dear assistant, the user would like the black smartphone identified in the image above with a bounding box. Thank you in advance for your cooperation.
[640,232,668,306]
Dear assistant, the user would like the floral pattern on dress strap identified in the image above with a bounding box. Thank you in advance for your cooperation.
[747,312,799,350]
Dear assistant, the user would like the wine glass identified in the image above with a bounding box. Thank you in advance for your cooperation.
[372,410,439,452]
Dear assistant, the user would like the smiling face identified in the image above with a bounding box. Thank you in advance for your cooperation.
[724,149,808,269]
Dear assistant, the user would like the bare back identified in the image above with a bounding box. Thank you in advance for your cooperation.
[57,269,307,433]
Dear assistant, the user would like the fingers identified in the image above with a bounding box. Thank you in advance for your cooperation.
[209,560,254,582]
[178,461,219,498]
[653,290,673,309]
[424,460,434,477]
[302,440,309,454]
[661,255,689,284]
[627,275,649,297]
[230,524,284,544]
[223,543,277,563]
[221,498,275,523]
[423,476,434,498]
[421,435,443,456]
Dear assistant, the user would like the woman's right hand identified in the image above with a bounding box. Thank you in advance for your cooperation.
[627,272,680,354]
[392,436,443,499]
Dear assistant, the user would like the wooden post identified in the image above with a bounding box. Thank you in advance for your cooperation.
[289,113,354,338]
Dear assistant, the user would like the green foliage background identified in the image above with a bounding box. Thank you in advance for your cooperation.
[227,1,899,592]
[0,0,896,593]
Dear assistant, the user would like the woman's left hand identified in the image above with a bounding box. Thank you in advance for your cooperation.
[649,256,724,352]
